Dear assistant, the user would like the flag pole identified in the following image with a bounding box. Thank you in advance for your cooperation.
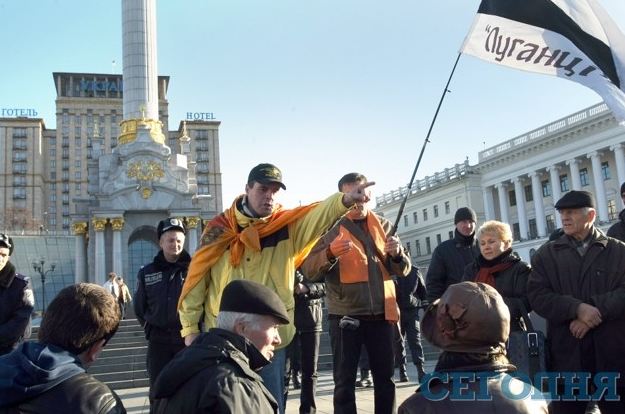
[390,52,462,237]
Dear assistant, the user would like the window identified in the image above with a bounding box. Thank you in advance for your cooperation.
[444,201,450,215]
[13,176,26,186]
[601,162,611,180]
[13,188,26,199]
[509,190,517,207]
[425,237,432,254]
[415,240,421,256]
[542,180,551,197]
[560,174,569,192]
[579,168,589,187]
[608,199,618,220]
[413,212,418,224]
[433,205,439,218]
[50,193,56,202]
[524,185,533,202]
[422,209,428,221]
[406,242,411,255]
[436,234,442,245]
[403,215,408,227]
[529,218,537,239]
[74,171,81,180]
[546,214,556,233]
[198,185,210,195]
[512,223,521,241]
[448,231,453,240]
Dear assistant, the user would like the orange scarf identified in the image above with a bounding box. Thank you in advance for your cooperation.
[178,195,319,307]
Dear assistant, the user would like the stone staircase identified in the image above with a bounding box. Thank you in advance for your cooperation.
[90,318,149,390]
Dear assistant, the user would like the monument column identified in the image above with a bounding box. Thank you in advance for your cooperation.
[92,218,108,285]
[110,217,125,276]
[72,222,88,283]
[185,216,201,254]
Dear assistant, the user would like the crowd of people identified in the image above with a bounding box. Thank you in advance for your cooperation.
[1,163,625,414]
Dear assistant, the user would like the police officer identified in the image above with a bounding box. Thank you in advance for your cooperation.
[134,218,191,386]
[0,233,34,355]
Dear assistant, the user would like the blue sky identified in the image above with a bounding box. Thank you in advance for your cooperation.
[2,0,625,208]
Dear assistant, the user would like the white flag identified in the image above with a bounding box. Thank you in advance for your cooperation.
[461,0,625,124]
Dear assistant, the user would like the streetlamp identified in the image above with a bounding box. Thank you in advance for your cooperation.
[32,258,55,315]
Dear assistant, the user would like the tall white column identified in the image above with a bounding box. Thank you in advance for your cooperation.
[548,165,563,228]
[530,172,547,237]
[611,144,625,208]
[111,217,125,276]
[92,218,108,285]
[567,159,582,190]
[72,222,88,283]
[122,0,159,120]
[513,178,529,240]
[496,183,510,225]
[588,151,609,222]
[483,186,496,221]
[185,217,201,254]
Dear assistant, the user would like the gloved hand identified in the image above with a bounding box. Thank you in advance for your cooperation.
[328,228,352,259]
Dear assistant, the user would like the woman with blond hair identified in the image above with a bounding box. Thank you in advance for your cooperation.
[462,220,531,332]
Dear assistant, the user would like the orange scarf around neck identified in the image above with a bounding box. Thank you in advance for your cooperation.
[178,195,319,307]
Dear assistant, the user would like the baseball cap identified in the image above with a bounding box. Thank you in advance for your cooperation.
[247,163,286,190]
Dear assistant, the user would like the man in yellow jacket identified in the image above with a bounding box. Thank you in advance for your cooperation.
[178,163,373,414]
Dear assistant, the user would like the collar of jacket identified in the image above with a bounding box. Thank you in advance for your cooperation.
[206,328,271,372]
[154,249,191,269]
[552,226,607,250]
[0,261,16,288]
[454,229,475,247]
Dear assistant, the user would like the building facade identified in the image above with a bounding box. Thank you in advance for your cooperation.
[376,103,625,267]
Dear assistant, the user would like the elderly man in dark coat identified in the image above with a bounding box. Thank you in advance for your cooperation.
[151,279,290,414]
[528,190,625,414]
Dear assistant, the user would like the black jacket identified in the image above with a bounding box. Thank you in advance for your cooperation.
[0,342,125,414]
[293,271,325,333]
[395,266,427,310]
[426,230,479,301]
[528,227,625,375]
[607,209,625,242]
[151,328,277,414]
[0,262,33,355]
[462,250,531,332]
[134,250,191,344]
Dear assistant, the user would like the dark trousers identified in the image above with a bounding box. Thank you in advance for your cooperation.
[146,340,185,386]
[329,317,396,414]
[396,307,425,368]
[286,330,321,414]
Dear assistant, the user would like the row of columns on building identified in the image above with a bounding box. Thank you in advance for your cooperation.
[482,144,625,240]
[71,216,203,285]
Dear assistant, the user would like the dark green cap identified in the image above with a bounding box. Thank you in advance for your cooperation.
[248,163,286,190]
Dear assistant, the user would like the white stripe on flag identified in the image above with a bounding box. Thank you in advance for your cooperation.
[461,0,625,125]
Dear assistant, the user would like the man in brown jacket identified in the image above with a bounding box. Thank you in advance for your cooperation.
[528,190,625,413]
[301,172,411,414]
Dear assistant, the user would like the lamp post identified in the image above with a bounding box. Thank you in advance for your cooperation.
[32,258,55,315]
